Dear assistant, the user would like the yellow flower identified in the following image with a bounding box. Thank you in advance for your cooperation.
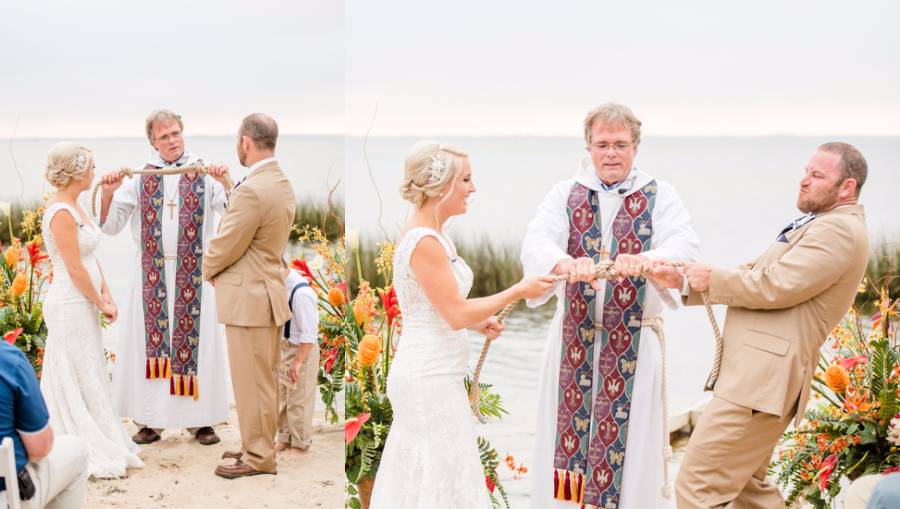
[10,272,28,298]
[357,334,382,367]
[824,365,850,394]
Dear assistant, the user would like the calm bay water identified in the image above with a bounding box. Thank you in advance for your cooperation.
[347,135,900,506]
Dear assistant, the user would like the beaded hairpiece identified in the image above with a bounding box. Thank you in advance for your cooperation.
[426,145,448,185]
[72,151,88,173]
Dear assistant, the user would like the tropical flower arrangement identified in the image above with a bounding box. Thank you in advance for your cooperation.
[314,234,519,509]
[773,287,899,508]
[0,201,49,377]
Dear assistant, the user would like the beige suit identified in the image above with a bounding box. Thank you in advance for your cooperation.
[202,160,295,472]
[676,204,868,509]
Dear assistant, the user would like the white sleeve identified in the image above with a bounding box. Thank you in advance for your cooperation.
[209,177,227,216]
[641,181,700,263]
[289,288,319,346]
[520,180,572,308]
[99,177,138,235]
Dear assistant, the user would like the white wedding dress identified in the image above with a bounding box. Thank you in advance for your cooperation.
[40,202,143,478]
[370,227,492,509]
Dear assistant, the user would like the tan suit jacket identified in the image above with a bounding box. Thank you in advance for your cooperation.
[686,204,868,424]
[202,161,296,327]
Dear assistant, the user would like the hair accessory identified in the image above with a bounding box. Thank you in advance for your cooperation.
[72,151,87,173]
[426,145,448,185]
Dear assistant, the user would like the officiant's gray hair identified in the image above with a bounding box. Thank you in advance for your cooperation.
[400,141,468,207]
[583,103,642,147]
[240,113,279,150]
[145,109,184,141]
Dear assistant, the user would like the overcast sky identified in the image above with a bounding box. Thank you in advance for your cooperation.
[0,0,344,138]
[1,1,897,138]
[347,0,899,136]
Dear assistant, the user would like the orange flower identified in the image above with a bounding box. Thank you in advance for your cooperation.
[353,296,373,329]
[10,272,27,298]
[357,334,382,366]
[4,243,20,268]
[824,365,850,394]
[328,287,346,308]
[3,327,23,345]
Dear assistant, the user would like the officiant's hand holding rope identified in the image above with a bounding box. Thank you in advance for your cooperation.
[90,164,235,217]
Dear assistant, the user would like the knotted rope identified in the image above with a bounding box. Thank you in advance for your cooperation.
[467,259,723,498]
[90,165,234,217]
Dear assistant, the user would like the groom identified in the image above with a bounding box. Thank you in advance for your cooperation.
[652,142,870,508]
[202,113,296,478]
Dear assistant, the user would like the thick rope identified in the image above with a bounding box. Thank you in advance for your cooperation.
[468,260,723,433]
[643,316,673,499]
[702,291,724,391]
[90,165,234,217]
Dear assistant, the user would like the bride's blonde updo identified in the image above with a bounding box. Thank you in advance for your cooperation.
[44,142,93,189]
[400,141,468,207]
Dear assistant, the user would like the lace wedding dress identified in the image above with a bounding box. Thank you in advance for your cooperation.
[370,227,492,509]
[40,202,143,478]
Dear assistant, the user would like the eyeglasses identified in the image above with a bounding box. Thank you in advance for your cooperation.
[590,142,633,154]
[155,130,183,143]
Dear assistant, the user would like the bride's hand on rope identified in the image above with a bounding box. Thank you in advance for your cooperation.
[514,275,555,300]
[474,316,505,341]
[100,170,125,195]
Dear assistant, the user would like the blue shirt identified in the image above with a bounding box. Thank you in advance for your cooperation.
[0,342,49,491]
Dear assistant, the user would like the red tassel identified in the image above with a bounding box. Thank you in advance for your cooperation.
[554,469,560,499]
[145,358,151,379]
[180,376,186,396]
[170,375,175,395]
[564,471,572,500]
[188,376,194,397]
[577,473,584,503]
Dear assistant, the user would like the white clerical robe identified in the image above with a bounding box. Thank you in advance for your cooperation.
[522,161,699,509]
[100,156,231,430]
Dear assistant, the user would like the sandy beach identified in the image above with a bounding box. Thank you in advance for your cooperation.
[86,406,343,509]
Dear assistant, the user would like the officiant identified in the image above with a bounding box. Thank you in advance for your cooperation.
[97,109,233,446]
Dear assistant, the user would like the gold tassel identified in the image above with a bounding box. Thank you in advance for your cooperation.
[164,358,172,379]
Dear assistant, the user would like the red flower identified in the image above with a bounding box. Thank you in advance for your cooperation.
[345,412,370,443]
[378,286,401,327]
[290,258,315,283]
[818,454,838,492]
[26,239,48,265]
[838,355,867,371]
[485,475,495,493]
[323,347,338,373]
[3,328,23,345]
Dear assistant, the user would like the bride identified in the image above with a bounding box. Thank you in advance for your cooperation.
[39,142,143,478]
[369,142,553,508]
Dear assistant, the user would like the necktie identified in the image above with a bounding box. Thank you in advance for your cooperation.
[776,213,815,242]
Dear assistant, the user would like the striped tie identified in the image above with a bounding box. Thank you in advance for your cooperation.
[776,213,815,242]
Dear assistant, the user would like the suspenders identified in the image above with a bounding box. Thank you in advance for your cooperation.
[284,281,310,339]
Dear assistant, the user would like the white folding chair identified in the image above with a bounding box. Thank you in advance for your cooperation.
[0,437,21,509]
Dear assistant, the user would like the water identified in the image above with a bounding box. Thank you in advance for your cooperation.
[347,135,900,507]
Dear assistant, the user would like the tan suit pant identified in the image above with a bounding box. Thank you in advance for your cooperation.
[676,396,793,509]
[225,324,281,473]
[277,340,319,449]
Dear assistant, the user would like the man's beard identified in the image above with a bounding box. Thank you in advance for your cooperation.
[797,185,840,214]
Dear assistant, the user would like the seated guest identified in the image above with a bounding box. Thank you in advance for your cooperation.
[845,472,900,509]
[275,266,320,453]
[1,340,88,509]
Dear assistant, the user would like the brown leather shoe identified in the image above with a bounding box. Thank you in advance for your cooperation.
[132,427,161,444]
[221,450,242,460]
[195,427,221,445]
[214,459,274,479]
